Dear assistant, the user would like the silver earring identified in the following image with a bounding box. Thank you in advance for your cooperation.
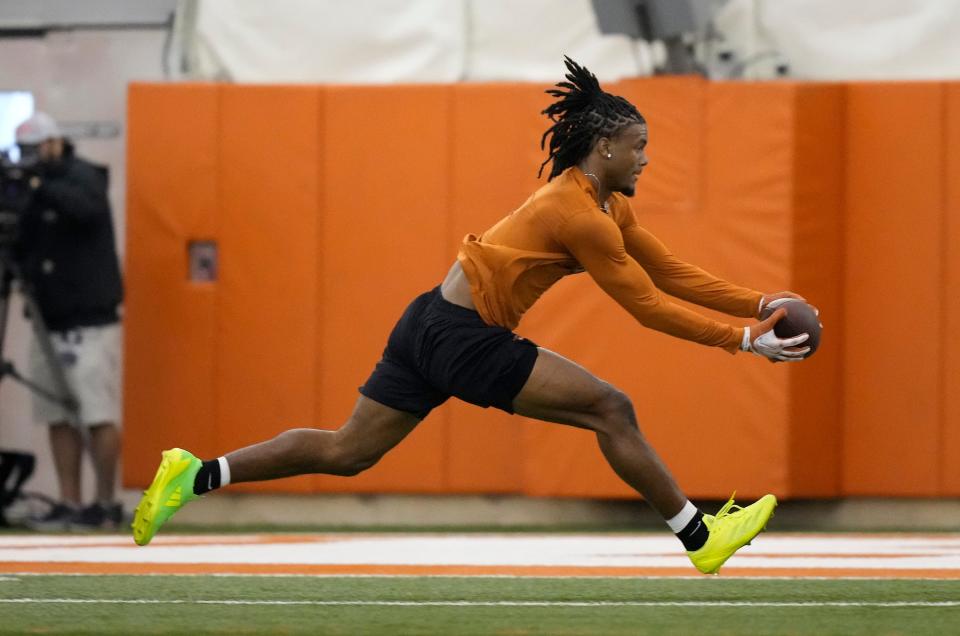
[606,153,612,158]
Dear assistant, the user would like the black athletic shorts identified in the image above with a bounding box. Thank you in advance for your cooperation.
[359,287,539,419]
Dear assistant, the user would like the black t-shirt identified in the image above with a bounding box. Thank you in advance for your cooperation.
[14,149,123,332]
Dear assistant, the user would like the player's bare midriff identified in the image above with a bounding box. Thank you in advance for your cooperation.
[440,261,476,311]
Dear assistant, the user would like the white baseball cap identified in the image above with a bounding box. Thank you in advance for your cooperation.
[15,111,61,144]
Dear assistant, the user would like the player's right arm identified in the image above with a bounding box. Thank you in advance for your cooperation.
[556,210,745,352]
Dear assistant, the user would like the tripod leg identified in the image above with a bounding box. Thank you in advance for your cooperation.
[0,451,35,506]
[0,254,80,421]
[0,451,36,526]
[19,286,81,424]
[0,257,12,369]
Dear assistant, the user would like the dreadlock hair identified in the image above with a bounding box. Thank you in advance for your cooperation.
[539,56,645,180]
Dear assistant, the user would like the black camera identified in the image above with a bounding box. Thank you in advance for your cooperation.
[0,152,39,247]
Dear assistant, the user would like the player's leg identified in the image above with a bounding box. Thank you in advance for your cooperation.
[512,348,685,518]
[513,347,776,574]
[133,290,445,545]
[132,396,422,546]
[220,396,421,482]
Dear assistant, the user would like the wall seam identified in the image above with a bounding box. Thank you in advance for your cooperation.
[442,84,455,490]
[787,84,799,497]
[212,84,222,453]
[313,86,328,495]
[938,83,949,495]
[836,84,848,498]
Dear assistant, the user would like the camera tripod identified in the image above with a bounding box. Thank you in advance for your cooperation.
[0,247,80,524]
[0,247,79,421]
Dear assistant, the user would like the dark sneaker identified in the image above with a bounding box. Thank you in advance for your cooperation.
[72,502,124,530]
[105,502,124,528]
[26,503,79,531]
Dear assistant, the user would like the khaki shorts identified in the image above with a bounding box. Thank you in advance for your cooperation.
[29,323,122,427]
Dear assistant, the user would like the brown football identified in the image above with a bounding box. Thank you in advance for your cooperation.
[760,299,821,358]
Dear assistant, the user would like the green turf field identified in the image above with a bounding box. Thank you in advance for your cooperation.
[1,575,959,635]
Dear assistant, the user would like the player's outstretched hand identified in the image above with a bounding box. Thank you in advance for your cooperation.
[743,307,810,362]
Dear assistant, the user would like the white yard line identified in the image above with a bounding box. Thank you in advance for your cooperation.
[2,598,960,608]
[6,572,958,581]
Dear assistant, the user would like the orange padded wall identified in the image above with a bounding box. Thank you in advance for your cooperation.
[123,85,220,486]
[445,83,550,493]
[942,85,960,495]
[313,85,452,493]
[214,86,323,493]
[517,77,723,498]
[516,81,844,499]
[842,84,945,496]
[786,85,846,496]
[125,80,957,500]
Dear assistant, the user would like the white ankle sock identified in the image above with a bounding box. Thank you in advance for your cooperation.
[218,456,231,488]
[665,500,698,533]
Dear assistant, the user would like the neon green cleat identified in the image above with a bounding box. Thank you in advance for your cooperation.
[132,448,201,546]
[687,493,777,575]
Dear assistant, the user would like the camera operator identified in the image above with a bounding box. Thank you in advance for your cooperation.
[13,112,124,530]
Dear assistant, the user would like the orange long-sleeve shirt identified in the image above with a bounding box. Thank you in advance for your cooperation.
[457,167,762,352]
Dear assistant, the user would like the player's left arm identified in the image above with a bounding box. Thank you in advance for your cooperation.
[617,205,806,322]
[619,221,765,316]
